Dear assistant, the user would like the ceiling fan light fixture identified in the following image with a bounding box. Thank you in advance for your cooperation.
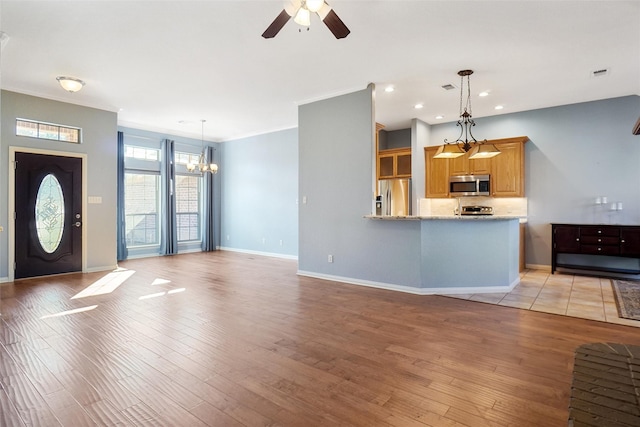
[306,0,325,13]
[56,76,85,93]
[294,7,311,26]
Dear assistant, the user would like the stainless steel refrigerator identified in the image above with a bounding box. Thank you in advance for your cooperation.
[378,178,411,216]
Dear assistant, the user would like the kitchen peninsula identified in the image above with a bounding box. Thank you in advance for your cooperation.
[366,214,522,292]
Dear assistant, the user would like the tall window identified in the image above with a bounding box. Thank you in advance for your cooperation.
[124,173,160,246]
[175,175,201,242]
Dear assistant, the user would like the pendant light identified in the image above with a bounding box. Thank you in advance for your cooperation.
[187,120,218,174]
[434,69,500,159]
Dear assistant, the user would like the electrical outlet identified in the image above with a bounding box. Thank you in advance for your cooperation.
[328,254,333,263]
[279,240,283,246]
[262,237,266,244]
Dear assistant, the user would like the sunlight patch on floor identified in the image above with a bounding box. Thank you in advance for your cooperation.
[41,305,98,319]
[71,268,136,299]
[139,288,186,300]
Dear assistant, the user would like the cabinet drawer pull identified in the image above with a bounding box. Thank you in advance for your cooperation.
[598,230,602,234]
[576,238,580,242]
[622,239,626,243]
[598,247,602,251]
[598,238,602,242]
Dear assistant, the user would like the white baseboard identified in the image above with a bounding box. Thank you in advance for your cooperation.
[297,270,519,295]
[85,265,119,273]
[525,263,551,271]
[219,247,298,260]
[0,276,9,283]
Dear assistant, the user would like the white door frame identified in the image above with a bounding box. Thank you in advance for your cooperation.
[8,146,88,281]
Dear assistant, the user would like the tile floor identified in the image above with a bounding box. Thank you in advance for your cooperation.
[442,270,640,328]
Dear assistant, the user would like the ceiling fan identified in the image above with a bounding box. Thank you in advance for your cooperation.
[262,0,350,39]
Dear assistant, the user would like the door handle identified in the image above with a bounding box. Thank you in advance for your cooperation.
[74,221,82,228]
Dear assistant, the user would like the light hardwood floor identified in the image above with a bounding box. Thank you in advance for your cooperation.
[2,251,640,426]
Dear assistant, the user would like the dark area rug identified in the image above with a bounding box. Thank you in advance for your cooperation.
[611,279,640,321]
[569,343,640,427]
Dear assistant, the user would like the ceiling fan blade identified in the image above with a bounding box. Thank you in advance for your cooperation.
[262,9,291,38]
[318,5,350,39]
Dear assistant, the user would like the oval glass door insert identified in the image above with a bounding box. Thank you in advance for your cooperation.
[35,173,65,253]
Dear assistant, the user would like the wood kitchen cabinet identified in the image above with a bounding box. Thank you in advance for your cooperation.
[491,139,525,197]
[378,147,411,179]
[449,152,491,176]
[424,146,449,197]
[551,224,640,274]
[424,136,527,198]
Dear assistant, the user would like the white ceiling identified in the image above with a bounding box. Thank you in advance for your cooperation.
[1,0,639,141]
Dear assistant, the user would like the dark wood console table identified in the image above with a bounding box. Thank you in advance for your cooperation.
[551,224,640,274]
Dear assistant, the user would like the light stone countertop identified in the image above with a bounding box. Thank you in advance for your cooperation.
[365,215,527,222]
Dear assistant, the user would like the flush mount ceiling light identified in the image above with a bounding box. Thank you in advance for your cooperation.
[434,69,501,159]
[187,120,218,174]
[56,76,85,93]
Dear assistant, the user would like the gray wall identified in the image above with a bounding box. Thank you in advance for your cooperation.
[298,86,422,288]
[1,90,118,279]
[411,118,430,210]
[428,95,640,267]
[220,128,298,258]
[378,128,411,150]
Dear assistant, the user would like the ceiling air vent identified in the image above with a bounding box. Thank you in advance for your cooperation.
[591,68,609,77]
[441,83,456,90]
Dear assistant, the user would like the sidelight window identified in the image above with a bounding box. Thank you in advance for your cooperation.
[124,173,160,246]
[175,175,202,242]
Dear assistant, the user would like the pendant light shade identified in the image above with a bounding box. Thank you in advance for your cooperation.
[434,143,465,159]
[468,143,501,159]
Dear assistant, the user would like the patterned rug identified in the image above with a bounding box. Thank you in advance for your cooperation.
[611,279,640,321]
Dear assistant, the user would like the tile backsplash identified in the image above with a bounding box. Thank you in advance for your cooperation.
[418,197,528,217]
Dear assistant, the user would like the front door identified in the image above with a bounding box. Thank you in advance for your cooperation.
[15,152,82,279]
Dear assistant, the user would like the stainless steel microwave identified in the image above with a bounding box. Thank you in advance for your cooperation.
[449,174,490,196]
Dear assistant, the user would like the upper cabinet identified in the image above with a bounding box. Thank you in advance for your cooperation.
[378,147,412,179]
[490,140,525,197]
[448,152,491,176]
[376,123,412,180]
[425,146,449,198]
[424,136,528,198]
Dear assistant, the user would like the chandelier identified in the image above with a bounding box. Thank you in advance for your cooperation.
[434,69,500,159]
[187,120,218,174]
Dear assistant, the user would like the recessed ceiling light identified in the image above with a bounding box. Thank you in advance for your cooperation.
[384,85,395,93]
[494,105,504,110]
[435,115,444,120]
[478,91,489,97]
[414,103,424,109]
